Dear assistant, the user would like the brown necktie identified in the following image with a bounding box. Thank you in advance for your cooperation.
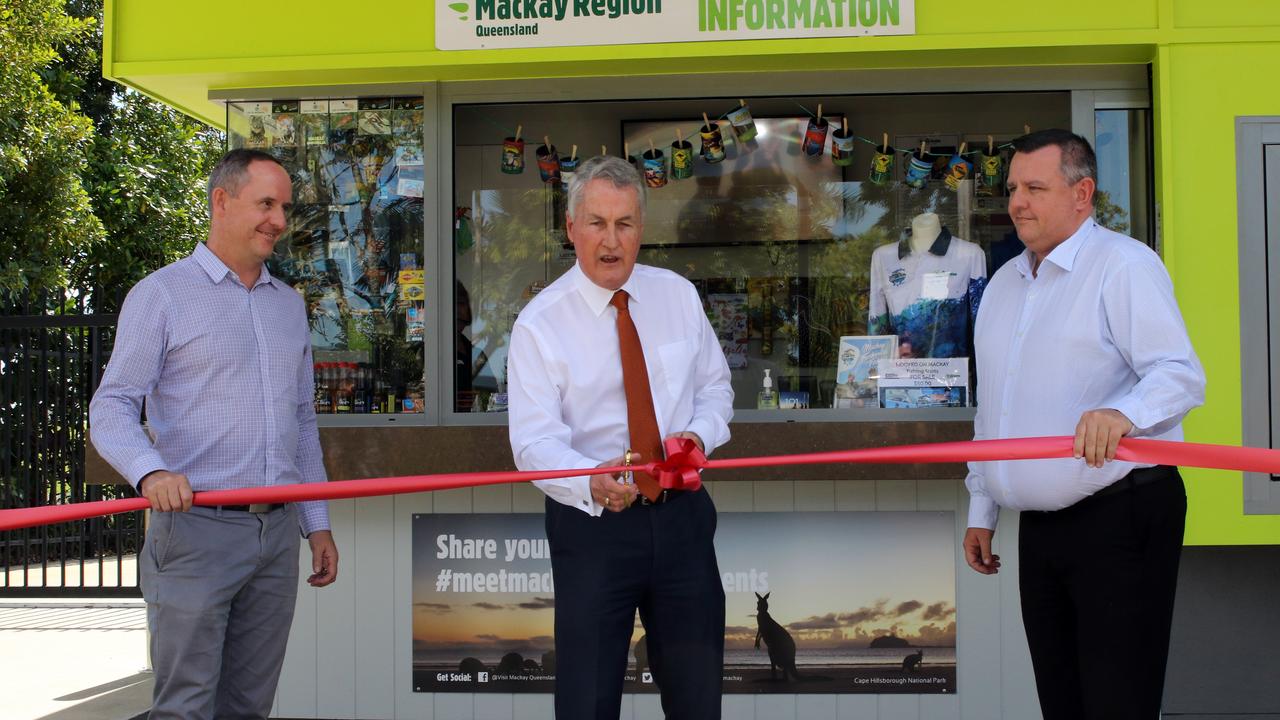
[610,290,663,502]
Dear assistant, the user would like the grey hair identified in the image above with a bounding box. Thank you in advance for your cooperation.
[207,148,285,212]
[1011,129,1097,188]
[566,155,646,221]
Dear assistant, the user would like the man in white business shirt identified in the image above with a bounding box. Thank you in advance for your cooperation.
[507,155,734,720]
[963,129,1205,720]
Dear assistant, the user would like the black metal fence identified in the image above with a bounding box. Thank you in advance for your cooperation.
[1,290,142,597]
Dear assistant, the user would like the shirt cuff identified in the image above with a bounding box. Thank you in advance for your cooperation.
[127,454,169,491]
[1106,398,1149,436]
[535,476,602,517]
[682,417,722,456]
[966,495,1000,531]
[297,500,330,536]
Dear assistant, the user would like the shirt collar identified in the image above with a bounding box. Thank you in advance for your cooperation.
[898,226,953,260]
[1041,217,1095,273]
[1012,217,1096,278]
[572,262,642,317]
[192,242,278,290]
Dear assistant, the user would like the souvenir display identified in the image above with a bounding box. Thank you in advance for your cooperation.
[699,112,726,163]
[536,137,560,183]
[870,134,894,184]
[831,117,855,167]
[868,212,988,360]
[802,105,829,157]
[670,131,694,180]
[904,142,932,188]
[727,99,757,143]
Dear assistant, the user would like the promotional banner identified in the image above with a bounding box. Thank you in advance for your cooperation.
[413,511,955,694]
[436,0,916,51]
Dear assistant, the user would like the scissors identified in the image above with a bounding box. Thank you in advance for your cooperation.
[622,448,635,486]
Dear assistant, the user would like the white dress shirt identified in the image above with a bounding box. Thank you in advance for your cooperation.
[508,263,734,516]
[965,218,1205,530]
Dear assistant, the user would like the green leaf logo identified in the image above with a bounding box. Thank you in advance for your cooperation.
[449,2,469,20]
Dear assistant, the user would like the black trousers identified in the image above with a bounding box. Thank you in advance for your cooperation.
[1019,466,1186,720]
[545,487,725,720]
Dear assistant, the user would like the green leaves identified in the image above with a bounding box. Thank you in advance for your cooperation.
[0,0,223,310]
[0,0,102,300]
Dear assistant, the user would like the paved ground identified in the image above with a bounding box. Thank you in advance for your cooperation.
[2,553,138,591]
[1,551,152,720]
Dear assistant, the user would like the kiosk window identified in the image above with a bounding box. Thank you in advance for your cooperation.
[227,99,427,417]
[450,93,1073,414]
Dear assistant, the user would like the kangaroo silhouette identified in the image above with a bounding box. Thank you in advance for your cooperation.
[754,592,801,681]
[903,649,924,672]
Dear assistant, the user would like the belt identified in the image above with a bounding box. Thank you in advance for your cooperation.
[214,503,286,514]
[1092,465,1178,499]
[634,489,688,506]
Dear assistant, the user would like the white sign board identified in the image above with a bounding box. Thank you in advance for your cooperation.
[436,0,916,51]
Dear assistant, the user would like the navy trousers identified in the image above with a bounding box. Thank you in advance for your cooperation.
[545,487,725,720]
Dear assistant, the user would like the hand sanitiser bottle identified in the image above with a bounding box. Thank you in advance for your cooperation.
[757,369,778,409]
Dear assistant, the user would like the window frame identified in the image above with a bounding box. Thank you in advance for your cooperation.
[1236,116,1280,514]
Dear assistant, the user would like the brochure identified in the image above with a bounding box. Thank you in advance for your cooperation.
[833,335,898,408]
[876,358,969,408]
[707,293,749,369]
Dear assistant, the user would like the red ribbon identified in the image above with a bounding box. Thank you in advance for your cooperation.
[1,436,1277,532]
[656,436,706,491]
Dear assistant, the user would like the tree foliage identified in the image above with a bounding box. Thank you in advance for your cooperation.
[0,0,223,309]
[0,0,104,297]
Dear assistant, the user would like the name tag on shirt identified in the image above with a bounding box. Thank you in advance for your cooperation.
[921,271,953,300]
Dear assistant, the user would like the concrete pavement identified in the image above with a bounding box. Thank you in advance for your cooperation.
[0,599,152,720]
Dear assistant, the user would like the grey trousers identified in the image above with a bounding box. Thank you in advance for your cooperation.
[140,505,301,720]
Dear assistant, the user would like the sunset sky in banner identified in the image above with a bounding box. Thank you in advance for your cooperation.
[412,514,557,653]
[717,512,955,649]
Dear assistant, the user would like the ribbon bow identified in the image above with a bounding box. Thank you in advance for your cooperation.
[653,436,707,491]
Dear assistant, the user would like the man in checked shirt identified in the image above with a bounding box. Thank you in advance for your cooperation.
[90,149,338,720]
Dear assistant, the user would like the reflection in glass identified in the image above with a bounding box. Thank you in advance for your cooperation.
[228,98,426,415]
[1095,109,1152,246]
[455,175,980,412]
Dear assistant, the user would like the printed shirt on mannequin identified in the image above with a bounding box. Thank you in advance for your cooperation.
[868,227,988,359]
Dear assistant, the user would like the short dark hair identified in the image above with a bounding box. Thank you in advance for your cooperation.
[1011,129,1097,187]
[207,149,286,211]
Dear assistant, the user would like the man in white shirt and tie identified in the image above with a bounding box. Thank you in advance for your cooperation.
[963,129,1206,719]
[508,155,734,720]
